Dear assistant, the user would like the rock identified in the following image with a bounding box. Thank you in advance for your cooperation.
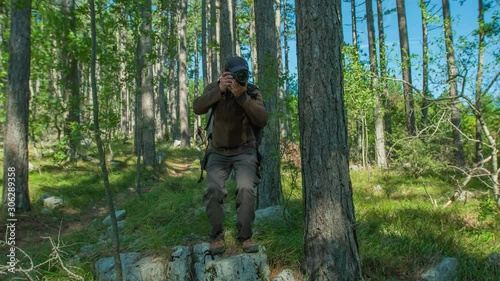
[43,196,64,210]
[488,253,500,268]
[204,247,270,281]
[421,257,458,281]
[106,220,126,237]
[457,191,475,201]
[167,246,191,281]
[373,185,383,191]
[94,252,168,281]
[193,243,213,281]
[103,210,127,225]
[349,164,363,171]
[156,152,165,165]
[274,269,295,281]
[173,140,182,147]
[29,162,35,172]
[255,205,289,224]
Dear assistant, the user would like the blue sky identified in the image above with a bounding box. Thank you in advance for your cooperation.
[286,0,494,79]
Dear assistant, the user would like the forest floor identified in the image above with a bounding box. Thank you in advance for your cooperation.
[0,141,499,280]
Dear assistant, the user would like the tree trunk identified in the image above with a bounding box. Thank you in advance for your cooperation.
[377,0,393,152]
[2,0,31,212]
[62,0,80,161]
[442,0,465,167]
[89,1,123,279]
[475,0,485,164]
[202,0,209,86]
[275,0,287,140]
[220,0,233,61]
[296,0,363,279]
[119,23,129,138]
[255,0,282,209]
[209,0,220,81]
[250,3,258,83]
[367,0,386,167]
[140,0,156,166]
[420,0,430,128]
[178,0,190,148]
[351,0,364,163]
[283,0,292,138]
[396,0,416,136]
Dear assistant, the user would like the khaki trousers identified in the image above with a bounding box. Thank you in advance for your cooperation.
[203,151,260,240]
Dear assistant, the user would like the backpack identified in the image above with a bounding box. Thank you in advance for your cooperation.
[198,83,264,183]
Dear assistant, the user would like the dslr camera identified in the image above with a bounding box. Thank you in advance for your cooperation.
[231,69,249,86]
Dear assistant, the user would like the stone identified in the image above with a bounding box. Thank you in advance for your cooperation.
[173,140,181,147]
[255,205,289,224]
[421,257,458,281]
[203,247,270,281]
[167,246,191,281]
[102,210,127,225]
[193,243,213,281]
[274,269,295,281]
[106,220,126,237]
[43,196,64,210]
[94,252,168,281]
[29,162,35,172]
[488,253,500,268]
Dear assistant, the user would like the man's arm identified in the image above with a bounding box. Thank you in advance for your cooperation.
[235,89,268,129]
[193,82,223,115]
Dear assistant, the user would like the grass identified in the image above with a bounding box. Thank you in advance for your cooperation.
[0,142,499,280]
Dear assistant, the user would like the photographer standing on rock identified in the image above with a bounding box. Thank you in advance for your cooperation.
[193,56,268,254]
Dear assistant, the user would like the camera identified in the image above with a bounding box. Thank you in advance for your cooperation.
[231,69,249,86]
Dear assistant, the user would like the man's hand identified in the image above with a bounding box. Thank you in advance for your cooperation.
[230,79,247,97]
[219,71,233,92]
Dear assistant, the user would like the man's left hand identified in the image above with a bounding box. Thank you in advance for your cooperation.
[230,79,247,97]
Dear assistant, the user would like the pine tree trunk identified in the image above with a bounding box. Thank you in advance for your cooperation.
[366,0,386,167]
[89,1,122,279]
[140,0,156,166]
[296,0,363,279]
[201,0,209,86]
[250,3,258,83]
[62,0,80,161]
[178,0,190,148]
[474,0,485,164]
[396,0,416,136]
[420,0,430,128]
[209,0,220,80]
[442,0,465,167]
[2,0,31,212]
[255,0,282,209]
[377,0,393,152]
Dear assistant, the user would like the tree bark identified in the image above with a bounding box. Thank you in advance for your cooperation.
[220,0,233,61]
[474,0,485,164]
[420,0,430,128]
[140,0,156,166]
[89,1,122,279]
[442,0,465,167]
[367,0,386,167]
[296,0,363,279]
[61,0,80,161]
[250,2,258,83]
[2,0,31,212]
[396,0,416,136]
[209,0,220,80]
[178,0,190,147]
[202,0,209,86]
[255,0,282,209]
[377,0,393,149]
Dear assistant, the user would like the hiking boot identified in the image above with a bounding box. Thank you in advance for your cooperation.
[241,239,259,253]
[210,234,225,255]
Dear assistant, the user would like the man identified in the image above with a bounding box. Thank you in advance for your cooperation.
[193,56,268,254]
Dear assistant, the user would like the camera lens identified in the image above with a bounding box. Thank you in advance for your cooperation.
[233,70,249,84]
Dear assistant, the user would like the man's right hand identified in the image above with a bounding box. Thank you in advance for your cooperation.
[219,71,233,92]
